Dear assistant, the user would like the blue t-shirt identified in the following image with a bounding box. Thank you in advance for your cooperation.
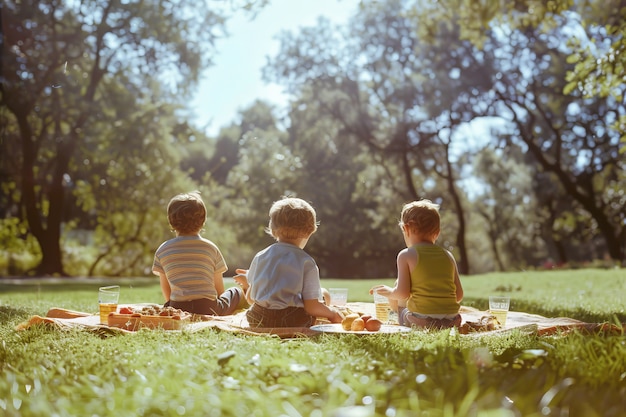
[248,242,321,309]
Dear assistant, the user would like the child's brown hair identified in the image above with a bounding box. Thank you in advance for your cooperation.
[167,191,206,235]
[266,197,318,241]
[399,199,440,242]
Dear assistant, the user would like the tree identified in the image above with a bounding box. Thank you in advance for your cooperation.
[0,0,263,275]
[483,15,626,263]
[264,0,505,273]
[472,144,545,270]
[415,0,625,104]
[409,0,625,264]
[282,91,403,277]
[77,98,207,276]
[221,114,303,265]
[214,98,403,278]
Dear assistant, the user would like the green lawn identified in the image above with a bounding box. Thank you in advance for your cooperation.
[1,269,625,416]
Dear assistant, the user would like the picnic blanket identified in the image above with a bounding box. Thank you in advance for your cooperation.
[15,303,623,338]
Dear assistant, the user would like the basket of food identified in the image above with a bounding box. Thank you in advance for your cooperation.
[107,305,192,331]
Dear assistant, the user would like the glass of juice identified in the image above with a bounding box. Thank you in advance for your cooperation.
[98,285,120,324]
[488,295,510,327]
[373,291,390,323]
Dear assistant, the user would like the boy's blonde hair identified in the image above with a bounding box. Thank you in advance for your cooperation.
[399,199,440,241]
[266,197,318,241]
[167,191,206,235]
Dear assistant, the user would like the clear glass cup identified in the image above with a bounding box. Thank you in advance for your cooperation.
[373,292,390,323]
[98,285,120,324]
[328,288,348,306]
[488,295,510,326]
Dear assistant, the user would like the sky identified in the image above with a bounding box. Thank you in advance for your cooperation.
[190,0,360,136]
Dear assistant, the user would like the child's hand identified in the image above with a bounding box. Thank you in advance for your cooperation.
[329,310,343,323]
[370,285,393,297]
[233,269,249,291]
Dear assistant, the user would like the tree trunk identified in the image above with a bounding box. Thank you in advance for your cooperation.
[478,209,505,271]
[445,160,469,275]
[16,101,69,276]
[439,142,470,274]
[36,232,65,276]
[502,95,625,264]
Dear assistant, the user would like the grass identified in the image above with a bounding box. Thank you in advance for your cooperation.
[1,269,625,416]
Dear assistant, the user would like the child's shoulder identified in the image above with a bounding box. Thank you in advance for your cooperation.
[160,235,220,249]
[197,236,223,250]
[260,242,313,259]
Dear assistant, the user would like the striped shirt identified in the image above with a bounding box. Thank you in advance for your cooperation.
[152,236,227,302]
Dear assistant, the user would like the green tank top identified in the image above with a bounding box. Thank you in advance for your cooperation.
[406,245,460,315]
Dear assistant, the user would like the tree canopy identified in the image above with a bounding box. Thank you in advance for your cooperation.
[1,0,624,278]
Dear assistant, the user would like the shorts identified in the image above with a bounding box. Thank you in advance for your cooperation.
[246,304,315,328]
[399,307,461,329]
[167,287,247,316]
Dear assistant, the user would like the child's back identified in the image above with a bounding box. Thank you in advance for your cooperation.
[370,199,463,329]
[153,191,246,316]
[236,197,342,328]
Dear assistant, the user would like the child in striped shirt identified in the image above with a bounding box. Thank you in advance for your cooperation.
[152,191,246,316]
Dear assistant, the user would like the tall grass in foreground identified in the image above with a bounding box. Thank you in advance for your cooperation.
[1,269,625,417]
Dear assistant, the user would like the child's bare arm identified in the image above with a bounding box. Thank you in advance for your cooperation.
[214,271,225,295]
[454,275,463,303]
[446,250,464,302]
[158,272,171,301]
[303,299,342,323]
[370,249,413,301]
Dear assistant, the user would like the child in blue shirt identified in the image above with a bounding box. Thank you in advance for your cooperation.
[235,197,342,327]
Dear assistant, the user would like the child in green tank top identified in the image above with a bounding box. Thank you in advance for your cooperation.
[370,199,464,329]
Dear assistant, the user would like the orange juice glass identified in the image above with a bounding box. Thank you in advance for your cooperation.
[98,285,120,324]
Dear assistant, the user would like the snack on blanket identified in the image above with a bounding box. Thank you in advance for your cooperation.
[117,305,189,318]
[135,305,186,317]
[341,312,383,332]
[364,317,383,332]
[360,314,372,323]
[351,317,366,331]
[107,305,192,330]
[342,313,360,330]
[459,315,502,334]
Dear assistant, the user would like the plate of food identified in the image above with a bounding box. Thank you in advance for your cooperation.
[311,313,411,334]
[310,323,412,334]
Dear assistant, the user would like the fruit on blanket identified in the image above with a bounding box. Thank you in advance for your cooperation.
[360,315,372,323]
[365,318,382,332]
[342,313,360,330]
[114,305,188,318]
[351,317,366,331]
